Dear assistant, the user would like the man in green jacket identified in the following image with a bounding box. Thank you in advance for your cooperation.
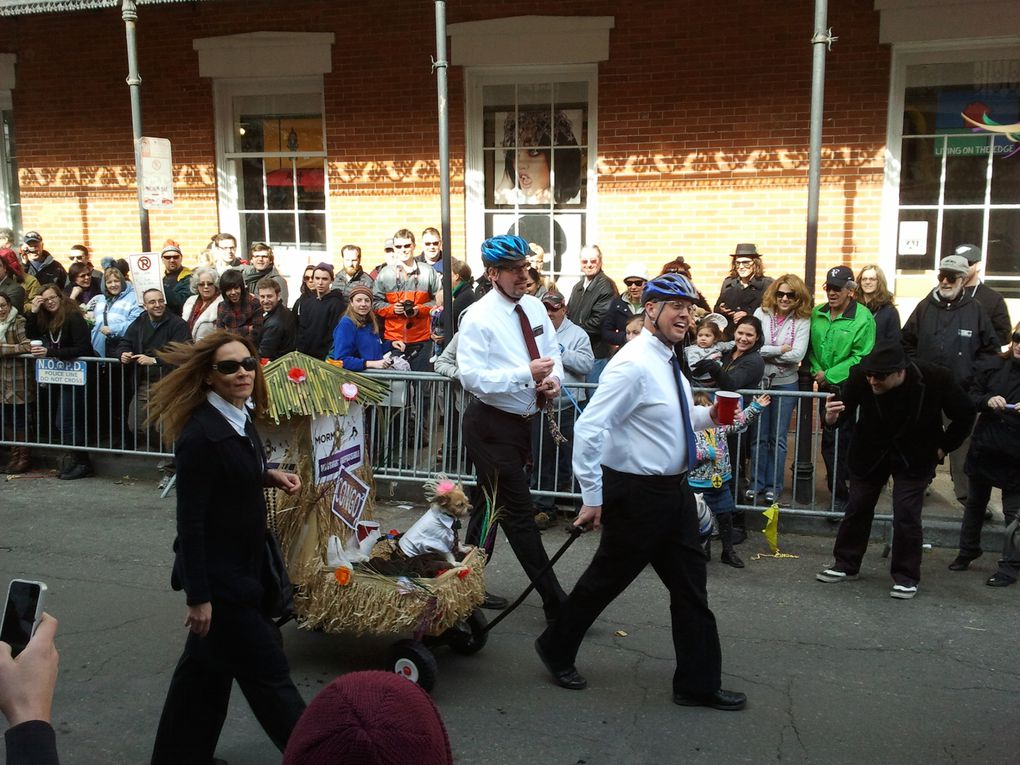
[809,265,876,511]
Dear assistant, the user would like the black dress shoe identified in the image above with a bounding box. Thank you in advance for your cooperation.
[534,638,587,690]
[58,462,93,481]
[481,592,508,610]
[673,688,747,711]
[948,554,978,571]
[986,572,1016,587]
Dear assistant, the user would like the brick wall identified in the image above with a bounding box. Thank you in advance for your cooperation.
[2,0,889,304]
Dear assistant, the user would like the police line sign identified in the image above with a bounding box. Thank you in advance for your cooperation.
[36,358,87,386]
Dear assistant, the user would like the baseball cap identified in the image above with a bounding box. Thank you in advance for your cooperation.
[622,264,649,282]
[824,266,854,289]
[384,238,394,251]
[22,231,42,245]
[541,290,566,310]
[938,255,970,276]
[953,244,981,264]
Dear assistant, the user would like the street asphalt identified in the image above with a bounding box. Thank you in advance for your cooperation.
[2,461,1018,765]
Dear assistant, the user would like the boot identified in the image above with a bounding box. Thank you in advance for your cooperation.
[701,536,711,561]
[6,446,30,474]
[730,510,747,545]
[717,514,745,569]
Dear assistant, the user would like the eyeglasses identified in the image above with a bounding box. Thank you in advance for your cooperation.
[211,356,258,375]
[43,295,61,304]
[776,290,796,300]
[162,254,181,261]
[662,300,692,313]
[423,240,440,247]
[864,370,893,381]
[197,281,216,288]
[499,264,529,275]
[823,284,844,293]
[303,275,315,281]
[68,255,85,261]
[734,259,754,267]
[1012,332,1020,344]
[393,243,413,250]
[580,259,599,265]
[215,244,236,251]
[545,304,564,312]
[938,272,961,283]
[624,279,646,287]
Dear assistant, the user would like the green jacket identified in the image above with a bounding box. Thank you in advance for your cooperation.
[808,300,876,386]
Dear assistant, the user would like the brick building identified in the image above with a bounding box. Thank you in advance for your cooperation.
[0,0,1017,313]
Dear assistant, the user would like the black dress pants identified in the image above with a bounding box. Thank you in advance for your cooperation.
[539,467,723,697]
[958,475,1020,559]
[151,603,306,764]
[832,465,928,586]
[463,400,567,612]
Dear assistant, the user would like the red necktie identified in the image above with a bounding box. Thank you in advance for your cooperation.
[514,303,547,410]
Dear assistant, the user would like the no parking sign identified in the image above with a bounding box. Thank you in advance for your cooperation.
[128,253,164,306]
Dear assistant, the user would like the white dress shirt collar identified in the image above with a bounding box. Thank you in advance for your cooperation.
[206,391,249,437]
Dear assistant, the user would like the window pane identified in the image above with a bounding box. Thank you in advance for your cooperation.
[943,141,991,205]
[552,145,585,207]
[941,208,985,260]
[231,93,322,153]
[991,139,1020,204]
[237,158,265,210]
[298,213,327,249]
[986,208,1020,281]
[899,137,941,205]
[296,165,326,210]
[266,174,295,211]
[895,210,937,271]
[517,83,552,109]
[243,212,267,246]
[268,213,296,245]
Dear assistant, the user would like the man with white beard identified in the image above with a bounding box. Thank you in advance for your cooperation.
[901,254,1000,503]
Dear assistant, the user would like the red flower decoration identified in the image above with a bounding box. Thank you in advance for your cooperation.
[259,357,270,366]
[287,366,307,384]
[457,568,471,579]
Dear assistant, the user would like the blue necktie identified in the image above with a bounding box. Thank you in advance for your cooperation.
[670,355,700,473]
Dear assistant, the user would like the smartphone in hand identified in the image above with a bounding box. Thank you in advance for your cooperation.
[1,579,47,658]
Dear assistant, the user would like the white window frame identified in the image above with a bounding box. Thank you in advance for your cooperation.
[212,76,328,257]
[881,38,1020,292]
[464,65,599,280]
[0,53,17,231]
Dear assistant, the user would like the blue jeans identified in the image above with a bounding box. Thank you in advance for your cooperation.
[751,381,798,496]
[698,483,737,515]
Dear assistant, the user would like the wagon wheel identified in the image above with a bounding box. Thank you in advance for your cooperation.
[388,639,438,692]
[444,609,489,656]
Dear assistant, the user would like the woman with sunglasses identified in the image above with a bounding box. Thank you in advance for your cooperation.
[147,331,305,763]
[948,322,1020,586]
[749,276,812,503]
[182,266,223,342]
[855,264,901,343]
[64,262,102,305]
[26,284,95,479]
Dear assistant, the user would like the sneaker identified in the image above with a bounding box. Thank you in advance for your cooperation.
[986,572,1015,587]
[816,568,858,583]
[58,462,93,481]
[764,490,776,504]
[743,490,757,503]
[890,584,917,599]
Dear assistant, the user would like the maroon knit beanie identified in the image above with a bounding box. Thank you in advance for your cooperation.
[282,671,454,765]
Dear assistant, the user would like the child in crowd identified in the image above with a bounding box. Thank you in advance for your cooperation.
[688,391,770,569]
[624,313,644,343]
[685,314,734,383]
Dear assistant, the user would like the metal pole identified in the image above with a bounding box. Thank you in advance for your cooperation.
[794,0,836,504]
[434,0,454,345]
[122,0,150,252]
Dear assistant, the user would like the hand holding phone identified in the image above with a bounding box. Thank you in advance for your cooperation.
[1,580,46,659]
[1,580,58,727]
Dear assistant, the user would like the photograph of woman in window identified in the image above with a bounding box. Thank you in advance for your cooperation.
[494,109,583,206]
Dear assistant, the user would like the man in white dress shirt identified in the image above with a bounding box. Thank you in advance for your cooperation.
[457,235,569,619]
[535,273,747,711]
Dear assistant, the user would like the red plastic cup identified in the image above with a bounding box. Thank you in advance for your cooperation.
[356,520,380,542]
[714,391,741,426]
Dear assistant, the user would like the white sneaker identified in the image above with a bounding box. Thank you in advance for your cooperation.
[890,584,918,599]
[816,568,859,583]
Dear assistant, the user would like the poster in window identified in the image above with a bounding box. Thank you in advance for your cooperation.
[492,109,585,206]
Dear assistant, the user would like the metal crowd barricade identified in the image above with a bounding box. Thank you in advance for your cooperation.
[1,355,853,521]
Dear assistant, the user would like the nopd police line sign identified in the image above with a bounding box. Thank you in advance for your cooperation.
[36,358,87,386]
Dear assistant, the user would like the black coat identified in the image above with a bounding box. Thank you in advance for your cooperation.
[170,401,271,607]
[25,309,93,359]
[965,355,1020,491]
[714,275,773,333]
[567,270,617,359]
[110,312,191,362]
[600,295,641,349]
[868,301,901,345]
[294,289,346,358]
[969,282,1012,347]
[901,290,1000,384]
[259,304,297,360]
[835,360,975,479]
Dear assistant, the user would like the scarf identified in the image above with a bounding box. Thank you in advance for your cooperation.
[0,304,18,339]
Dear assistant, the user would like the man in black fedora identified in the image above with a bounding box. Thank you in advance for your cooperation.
[816,340,974,600]
[713,243,772,336]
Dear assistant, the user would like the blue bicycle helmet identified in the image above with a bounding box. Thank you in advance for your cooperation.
[641,272,699,303]
[480,234,529,267]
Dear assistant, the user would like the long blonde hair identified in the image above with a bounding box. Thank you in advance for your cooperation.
[760,274,813,319]
[146,330,268,445]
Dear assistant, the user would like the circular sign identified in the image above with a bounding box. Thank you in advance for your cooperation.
[137,256,151,270]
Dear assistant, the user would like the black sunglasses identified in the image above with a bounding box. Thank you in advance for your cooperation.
[1012,332,1020,344]
[776,290,796,300]
[864,370,893,381]
[212,356,258,375]
[624,279,646,287]
[938,272,961,283]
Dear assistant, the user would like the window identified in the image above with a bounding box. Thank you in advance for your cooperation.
[217,82,327,259]
[467,69,596,282]
[0,94,19,233]
[894,56,1020,296]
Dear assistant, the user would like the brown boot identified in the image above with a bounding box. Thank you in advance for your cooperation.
[6,446,29,474]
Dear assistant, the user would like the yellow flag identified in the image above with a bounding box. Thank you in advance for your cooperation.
[761,504,779,554]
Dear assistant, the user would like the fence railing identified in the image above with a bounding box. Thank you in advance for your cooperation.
[1,356,847,516]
